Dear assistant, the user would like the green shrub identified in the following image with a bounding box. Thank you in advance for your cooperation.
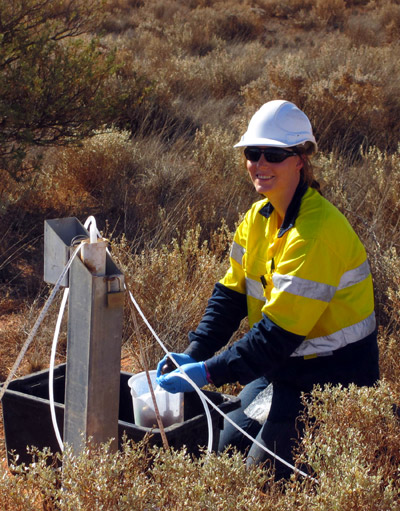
[0,0,124,181]
[3,382,400,510]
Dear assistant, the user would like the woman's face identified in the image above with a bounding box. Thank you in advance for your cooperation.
[245,147,303,199]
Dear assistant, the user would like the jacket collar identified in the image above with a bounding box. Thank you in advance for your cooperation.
[258,181,308,238]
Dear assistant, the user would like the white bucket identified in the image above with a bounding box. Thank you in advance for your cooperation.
[128,370,184,428]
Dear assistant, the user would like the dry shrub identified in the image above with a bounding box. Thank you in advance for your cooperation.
[344,11,385,46]
[345,0,370,5]
[378,1,400,41]
[35,130,138,217]
[101,0,144,33]
[241,36,400,154]
[1,441,276,510]
[357,147,400,247]
[378,331,400,393]
[204,3,267,42]
[192,124,240,178]
[145,0,188,23]
[164,9,221,56]
[141,1,265,47]
[159,4,265,57]
[256,0,314,18]
[112,222,233,371]
[376,248,400,374]
[191,123,256,219]
[35,130,194,244]
[31,123,252,253]
[316,147,400,248]
[298,382,400,510]
[0,290,68,381]
[146,447,273,511]
[345,1,400,44]
[160,41,266,101]
[3,384,400,509]
[311,0,347,26]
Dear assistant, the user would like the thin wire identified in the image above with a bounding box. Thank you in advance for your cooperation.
[0,243,82,403]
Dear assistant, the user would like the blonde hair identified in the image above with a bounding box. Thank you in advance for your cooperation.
[295,142,321,193]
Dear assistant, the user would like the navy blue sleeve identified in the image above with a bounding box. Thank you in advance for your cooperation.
[205,314,305,387]
[184,282,248,362]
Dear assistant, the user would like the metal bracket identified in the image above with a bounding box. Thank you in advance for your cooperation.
[107,275,125,308]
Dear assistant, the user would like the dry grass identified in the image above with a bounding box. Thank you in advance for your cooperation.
[112,221,235,372]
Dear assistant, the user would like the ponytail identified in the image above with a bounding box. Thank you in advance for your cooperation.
[296,143,321,194]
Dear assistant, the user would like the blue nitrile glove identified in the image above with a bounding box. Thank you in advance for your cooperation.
[156,362,208,393]
[156,352,197,378]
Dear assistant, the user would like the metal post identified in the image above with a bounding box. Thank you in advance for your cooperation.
[44,218,124,453]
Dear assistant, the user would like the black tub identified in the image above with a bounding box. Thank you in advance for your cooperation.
[2,364,240,465]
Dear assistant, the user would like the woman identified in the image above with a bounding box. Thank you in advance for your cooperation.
[156,100,379,478]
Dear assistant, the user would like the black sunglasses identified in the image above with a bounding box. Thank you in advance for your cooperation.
[244,147,297,163]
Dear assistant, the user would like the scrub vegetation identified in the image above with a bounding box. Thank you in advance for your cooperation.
[1,0,400,508]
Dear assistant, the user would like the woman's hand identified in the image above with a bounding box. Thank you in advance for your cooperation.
[156,362,208,393]
[156,352,197,377]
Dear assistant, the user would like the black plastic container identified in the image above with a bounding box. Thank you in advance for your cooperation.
[2,364,240,466]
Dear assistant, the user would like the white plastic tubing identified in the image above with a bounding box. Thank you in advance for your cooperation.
[49,287,69,451]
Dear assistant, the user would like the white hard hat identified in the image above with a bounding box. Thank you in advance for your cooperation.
[234,100,317,153]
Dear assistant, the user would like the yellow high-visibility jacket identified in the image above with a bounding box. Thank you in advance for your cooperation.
[186,183,377,386]
[222,186,376,358]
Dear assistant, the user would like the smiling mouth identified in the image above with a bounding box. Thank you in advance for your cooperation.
[256,174,274,181]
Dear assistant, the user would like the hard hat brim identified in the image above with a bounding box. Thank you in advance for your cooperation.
[234,138,292,148]
[234,137,317,153]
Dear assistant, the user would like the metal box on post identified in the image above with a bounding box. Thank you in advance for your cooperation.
[43,217,125,453]
[44,217,89,288]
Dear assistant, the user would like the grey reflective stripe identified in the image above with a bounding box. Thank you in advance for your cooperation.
[337,259,370,290]
[230,241,246,265]
[290,311,376,357]
[273,274,336,302]
[245,277,266,302]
